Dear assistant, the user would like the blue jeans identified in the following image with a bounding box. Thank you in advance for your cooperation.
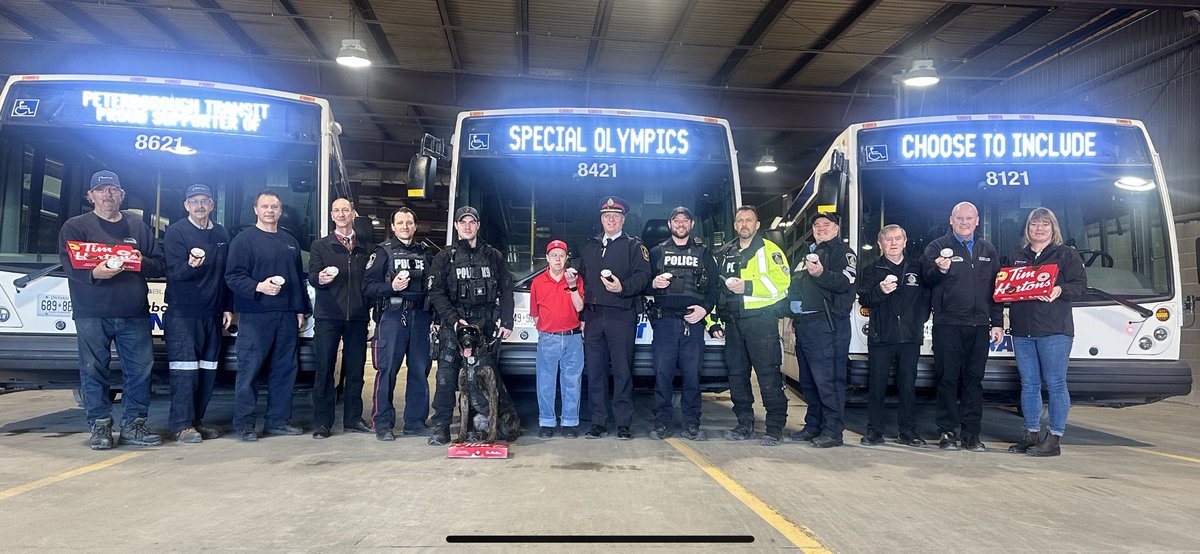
[75,317,155,426]
[536,332,584,427]
[1013,334,1073,436]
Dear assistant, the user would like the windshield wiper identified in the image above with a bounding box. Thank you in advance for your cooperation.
[13,263,62,289]
[1087,286,1154,319]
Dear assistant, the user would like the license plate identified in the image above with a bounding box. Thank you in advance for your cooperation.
[37,294,72,316]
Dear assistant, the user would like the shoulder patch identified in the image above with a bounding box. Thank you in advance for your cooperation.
[771,251,785,267]
[365,252,377,270]
[640,244,650,262]
[846,252,857,267]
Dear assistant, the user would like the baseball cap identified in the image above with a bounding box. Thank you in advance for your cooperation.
[89,170,122,191]
[454,206,480,221]
[546,239,568,254]
[811,212,841,226]
[184,184,213,199]
[668,206,694,220]
[599,196,628,215]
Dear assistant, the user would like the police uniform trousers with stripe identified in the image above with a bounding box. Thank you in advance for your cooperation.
[371,306,432,432]
[725,311,788,435]
[585,305,638,428]
[164,309,222,435]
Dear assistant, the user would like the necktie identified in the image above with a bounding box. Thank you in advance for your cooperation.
[340,235,352,250]
[962,239,973,257]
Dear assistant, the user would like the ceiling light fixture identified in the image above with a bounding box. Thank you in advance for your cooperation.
[755,153,778,173]
[337,39,371,68]
[900,59,939,87]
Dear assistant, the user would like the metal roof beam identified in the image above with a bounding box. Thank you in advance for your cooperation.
[125,0,201,51]
[836,4,970,91]
[433,0,461,71]
[0,3,62,41]
[44,1,130,47]
[583,0,615,77]
[349,0,399,66]
[650,0,698,82]
[516,0,529,74]
[938,0,1195,8]
[192,0,266,56]
[275,0,330,59]
[771,0,880,89]
[707,0,794,87]
[941,7,1055,76]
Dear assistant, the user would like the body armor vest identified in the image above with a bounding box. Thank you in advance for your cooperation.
[385,241,429,297]
[449,246,498,307]
[655,238,708,303]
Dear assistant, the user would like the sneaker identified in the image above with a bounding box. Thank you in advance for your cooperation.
[961,433,986,452]
[89,417,113,450]
[682,425,706,441]
[195,424,220,440]
[760,432,782,446]
[1008,434,1038,454]
[376,429,396,441]
[616,426,633,440]
[538,426,555,438]
[859,430,885,446]
[724,424,753,441]
[118,417,163,446]
[584,425,608,439]
[897,431,927,447]
[649,425,671,440]
[175,427,203,444]
[427,426,450,446]
[811,435,843,448]
[561,426,579,439]
[938,431,959,451]
[238,427,258,442]
[311,425,332,439]
[263,422,303,436]
[788,428,819,442]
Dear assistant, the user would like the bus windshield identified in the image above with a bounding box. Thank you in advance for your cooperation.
[856,122,1172,300]
[0,80,323,270]
[452,114,737,284]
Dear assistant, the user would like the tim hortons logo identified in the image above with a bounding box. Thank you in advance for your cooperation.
[993,265,1056,302]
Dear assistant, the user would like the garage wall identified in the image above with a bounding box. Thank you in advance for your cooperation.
[970,9,1200,405]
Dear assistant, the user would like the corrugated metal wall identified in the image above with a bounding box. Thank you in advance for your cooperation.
[971,10,1200,405]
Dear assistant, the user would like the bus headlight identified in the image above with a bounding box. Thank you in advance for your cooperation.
[1138,337,1153,350]
[0,307,8,322]
[1153,327,1169,341]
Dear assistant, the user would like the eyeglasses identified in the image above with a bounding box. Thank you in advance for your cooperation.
[92,187,123,197]
[185,198,214,207]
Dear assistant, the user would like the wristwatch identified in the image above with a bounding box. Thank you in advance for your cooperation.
[566,286,578,292]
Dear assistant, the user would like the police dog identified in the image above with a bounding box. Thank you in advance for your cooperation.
[455,324,521,443]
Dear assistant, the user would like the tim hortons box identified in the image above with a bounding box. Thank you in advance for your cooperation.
[993,265,1058,303]
[447,442,509,459]
[65,241,143,272]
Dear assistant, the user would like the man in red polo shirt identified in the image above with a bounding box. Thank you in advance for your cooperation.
[530,239,585,438]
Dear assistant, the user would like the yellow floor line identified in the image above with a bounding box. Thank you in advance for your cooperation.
[666,438,833,552]
[0,451,144,501]
[1119,446,1200,464]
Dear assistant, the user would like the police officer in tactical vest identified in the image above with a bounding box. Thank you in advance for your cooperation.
[579,196,652,440]
[647,206,719,441]
[362,207,435,441]
[425,206,515,446]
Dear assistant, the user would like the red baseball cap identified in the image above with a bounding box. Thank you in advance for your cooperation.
[546,240,568,254]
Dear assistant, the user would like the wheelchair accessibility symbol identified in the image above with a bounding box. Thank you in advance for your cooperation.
[11,99,39,118]
[468,133,489,151]
[864,144,888,163]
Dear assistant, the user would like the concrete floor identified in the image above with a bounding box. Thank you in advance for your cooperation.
[1,369,1199,552]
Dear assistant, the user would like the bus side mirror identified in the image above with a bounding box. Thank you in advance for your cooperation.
[407,154,436,199]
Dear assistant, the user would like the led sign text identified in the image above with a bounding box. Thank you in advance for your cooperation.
[900,131,1097,161]
[507,125,690,156]
[81,90,271,133]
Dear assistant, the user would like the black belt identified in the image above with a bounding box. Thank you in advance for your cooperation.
[541,327,581,336]
[386,298,418,310]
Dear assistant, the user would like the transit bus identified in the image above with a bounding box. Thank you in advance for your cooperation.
[773,114,1192,406]
[0,74,350,390]
[429,108,741,390]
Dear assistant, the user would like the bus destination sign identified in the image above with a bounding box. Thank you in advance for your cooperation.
[461,115,729,162]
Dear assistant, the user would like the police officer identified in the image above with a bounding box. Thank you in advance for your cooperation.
[710,206,790,446]
[858,224,930,447]
[787,212,857,448]
[362,207,434,441]
[426,206,515,446]
[647,206,719,441]
[308,197,372,439]
[579,196,652,440]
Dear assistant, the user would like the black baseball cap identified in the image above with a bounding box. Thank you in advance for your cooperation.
[454,206,480,221]
[811,212,841,226]
[668,206,694,220]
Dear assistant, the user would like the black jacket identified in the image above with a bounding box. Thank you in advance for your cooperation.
[59,212,166,319]
[788,239,857,322]
[921,232,1003,327]
[858,255,930,345]
[163,219,233,317]
[428,239,515,328]
[1005,243,1087,337]
[307,232,371,321]
[361,238,434,307]
[647,236,720,315]
[578,233,652,312]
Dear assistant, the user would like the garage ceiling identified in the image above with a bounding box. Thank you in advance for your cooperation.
[0,0,1190,216]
